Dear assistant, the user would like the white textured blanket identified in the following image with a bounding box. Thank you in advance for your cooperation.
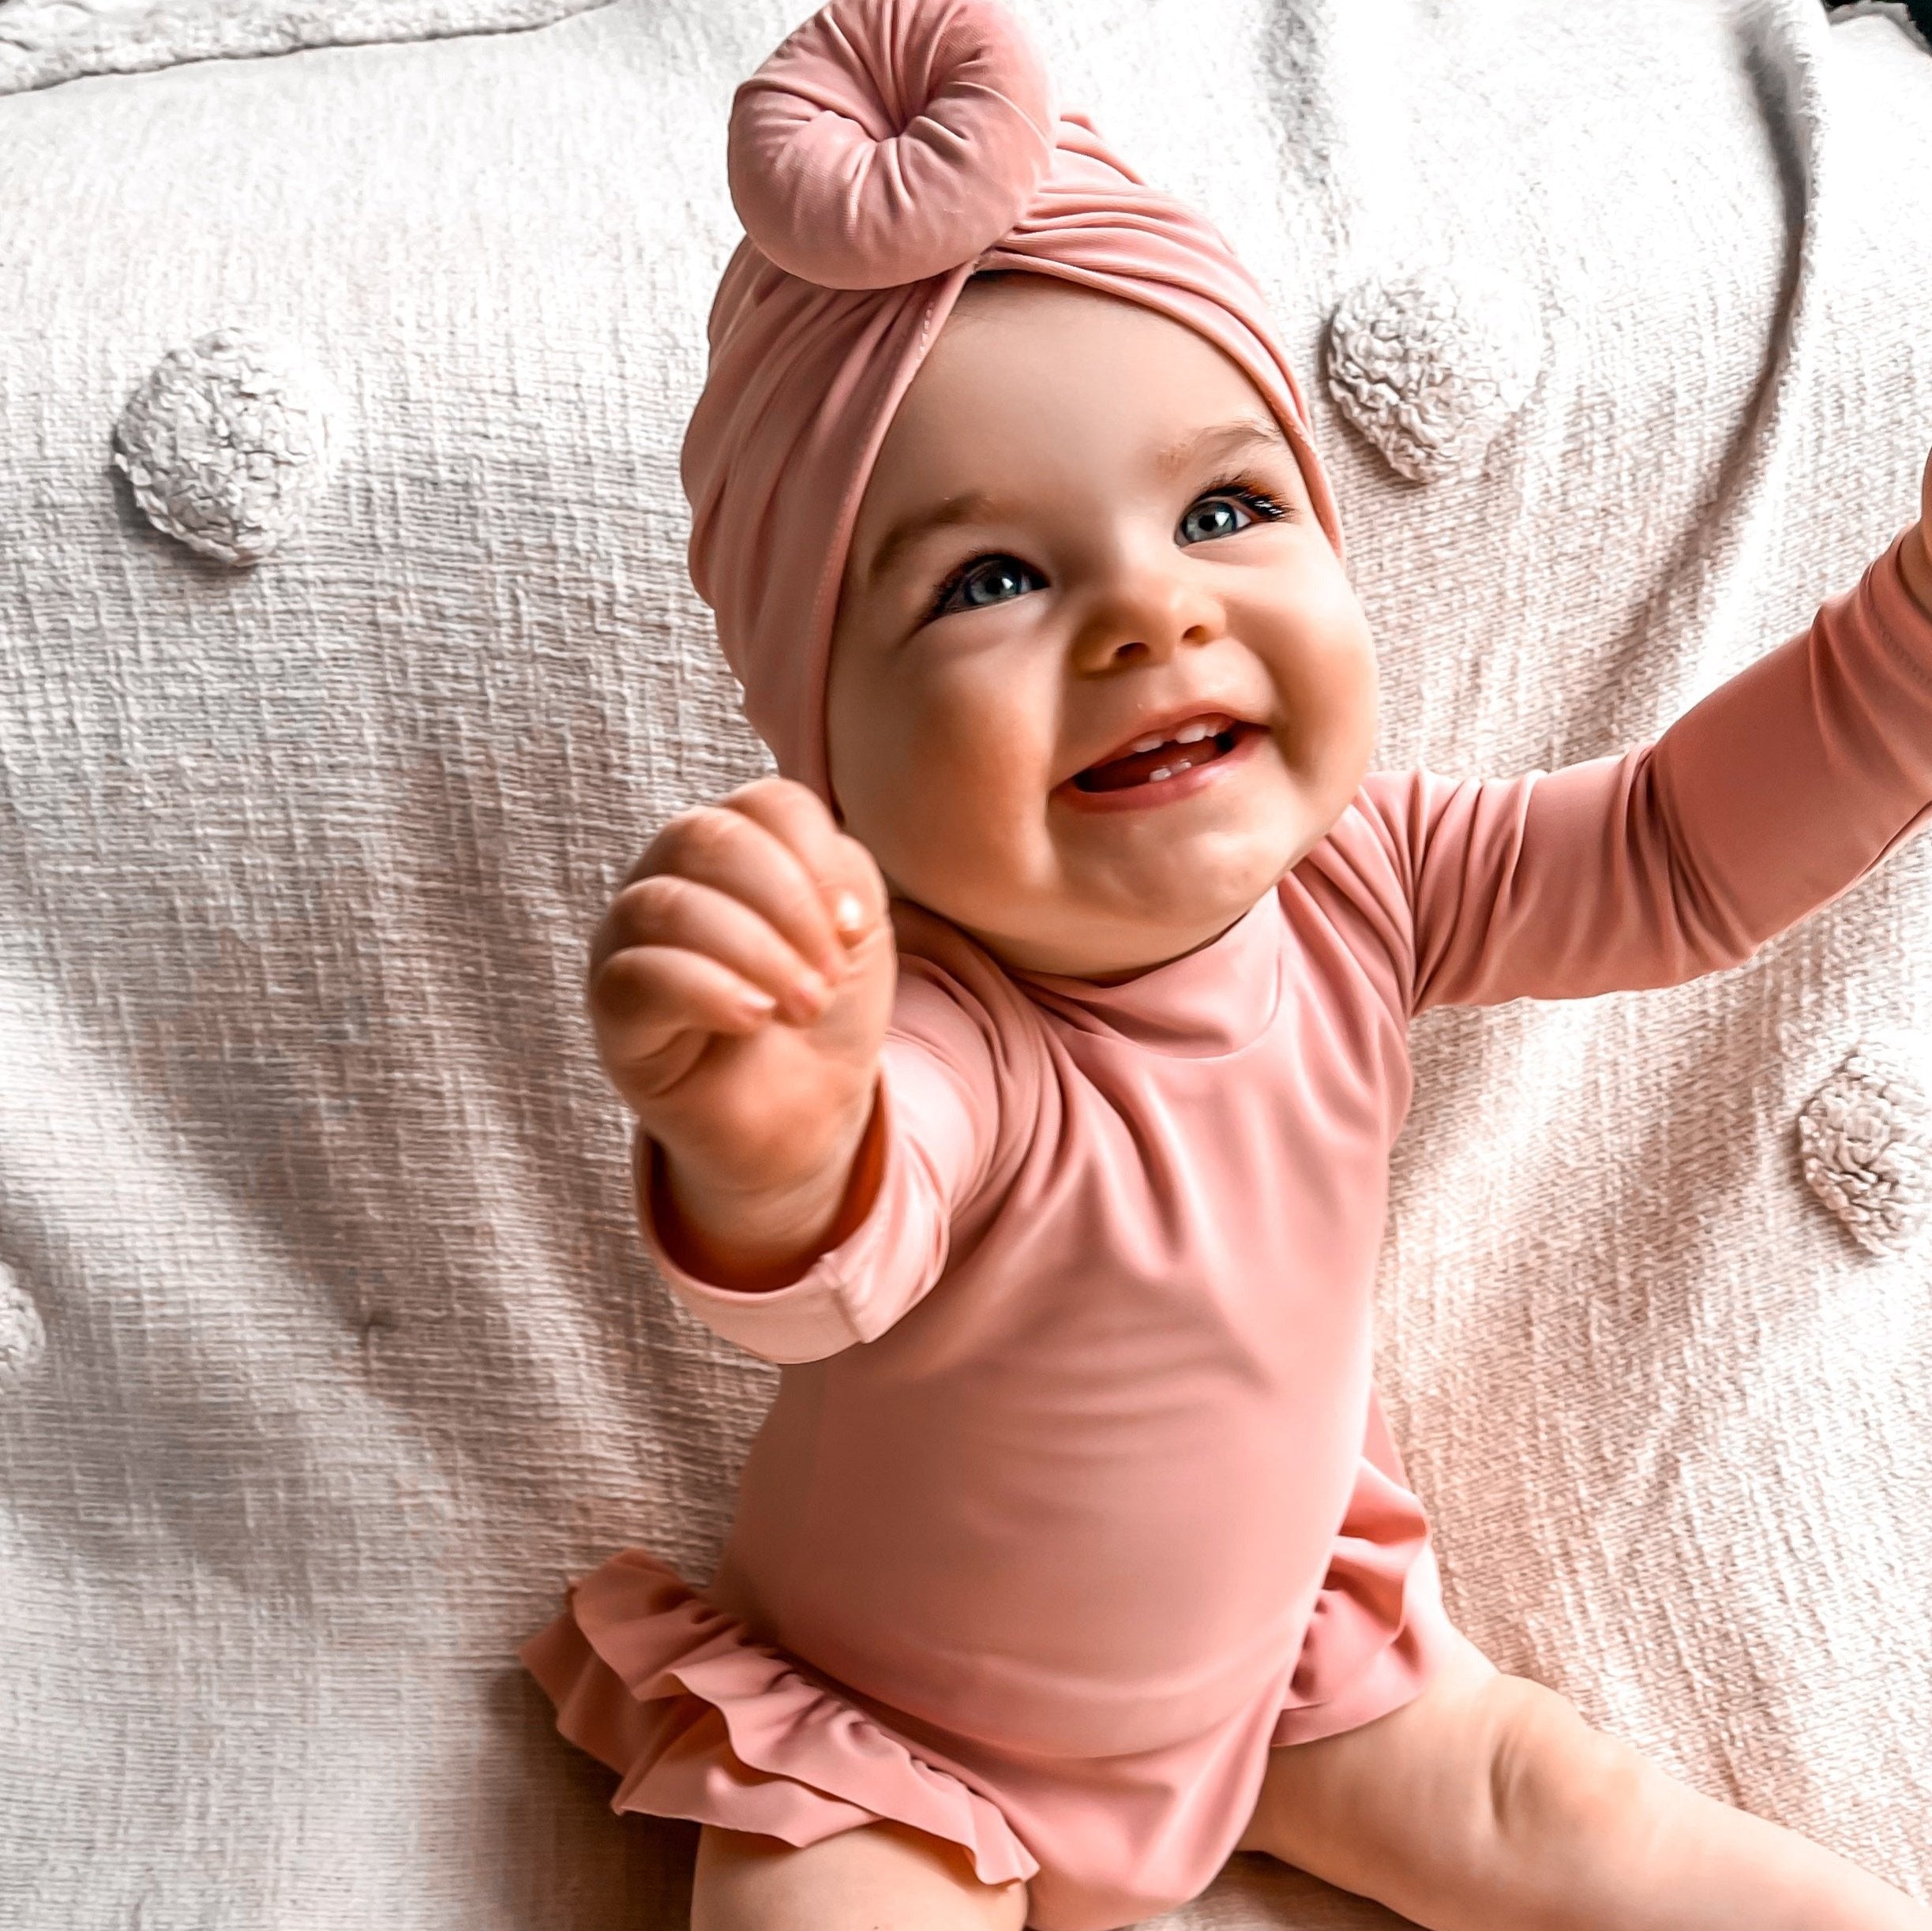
[1,3,1930,1927]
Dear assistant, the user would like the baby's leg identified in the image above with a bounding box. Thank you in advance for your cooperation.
[690,1819,1030,1931]
[1235,1629,1932,1930]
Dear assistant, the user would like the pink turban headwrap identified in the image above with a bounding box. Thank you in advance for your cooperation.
[681,0,1345,807]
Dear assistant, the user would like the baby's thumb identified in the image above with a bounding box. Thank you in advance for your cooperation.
[824,834,892,954]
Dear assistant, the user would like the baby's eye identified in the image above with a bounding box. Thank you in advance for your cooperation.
[932,554,1046,620]
[1178,484,1284,546]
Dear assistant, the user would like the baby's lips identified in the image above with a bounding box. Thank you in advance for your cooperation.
[1062,707,1256,788]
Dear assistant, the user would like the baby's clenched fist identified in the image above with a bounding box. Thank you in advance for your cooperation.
[585,776,896,1272]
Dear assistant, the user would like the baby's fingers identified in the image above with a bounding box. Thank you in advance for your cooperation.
[613,794,846,986]
[595,873,835,1029]
[588,942,778,1076]
[720,777,887,949]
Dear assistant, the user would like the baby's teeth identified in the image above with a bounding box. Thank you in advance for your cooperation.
[1148,767,1174,782]
[1174,720,1212,743]
[1127,733,1165,755]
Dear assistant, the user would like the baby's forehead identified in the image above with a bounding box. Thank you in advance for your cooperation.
[893,276,1294,461]
[866,281,1302,522]
[936,268,1238,365]
[835,317,1309,639]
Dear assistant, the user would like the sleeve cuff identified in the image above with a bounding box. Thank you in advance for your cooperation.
[632,1075,936,1365]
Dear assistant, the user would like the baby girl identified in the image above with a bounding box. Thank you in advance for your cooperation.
[520,2,1932,1925]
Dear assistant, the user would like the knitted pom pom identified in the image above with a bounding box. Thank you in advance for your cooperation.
[1798,1038,1932,1258]
[0,1259,44,1388]
[111,328,342,565]
[726,0,1057,291]
[1325,262,1541,486]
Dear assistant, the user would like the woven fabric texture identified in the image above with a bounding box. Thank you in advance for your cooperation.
[0,0,616,95]
[1,2,1930,1926]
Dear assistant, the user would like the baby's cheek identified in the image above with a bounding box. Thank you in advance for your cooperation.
[892,671,1056,878]
[1269,601,1376,778]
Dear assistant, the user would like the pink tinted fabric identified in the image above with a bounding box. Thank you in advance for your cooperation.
[521,1394,1450,1931]
[522,539,1932,1929]
[683,0,1343,804]
[726,0,1058,290]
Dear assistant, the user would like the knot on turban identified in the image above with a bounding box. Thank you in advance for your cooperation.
[683,0,1344,805]
[727,0,1059,291]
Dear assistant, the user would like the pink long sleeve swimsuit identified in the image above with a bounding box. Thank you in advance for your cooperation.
[521,532,1932,1931]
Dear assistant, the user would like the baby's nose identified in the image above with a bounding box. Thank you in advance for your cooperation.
[1070,570,1224,671]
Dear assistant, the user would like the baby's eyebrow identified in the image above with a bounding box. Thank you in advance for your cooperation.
[865,489,1008,591]
[1154,414,1292,477]
[861,415,1294,591]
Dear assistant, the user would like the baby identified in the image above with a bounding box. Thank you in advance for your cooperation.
[520,2,1932,1927]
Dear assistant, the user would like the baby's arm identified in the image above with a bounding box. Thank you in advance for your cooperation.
[1358,460,1932,1015]
[587,774,890,1279]
[1279,474,1932,1922]
[587,775,999,1363]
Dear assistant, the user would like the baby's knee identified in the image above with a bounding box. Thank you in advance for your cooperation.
[1480,1673,1659,1858]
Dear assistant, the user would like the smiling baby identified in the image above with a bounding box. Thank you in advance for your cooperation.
[519,3,1932,1927]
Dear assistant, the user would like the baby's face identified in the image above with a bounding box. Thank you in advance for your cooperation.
[824,275,1378,980]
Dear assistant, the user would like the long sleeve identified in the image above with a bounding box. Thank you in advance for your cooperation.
[1356,528,1932,1017]
[629,968,1005,1366]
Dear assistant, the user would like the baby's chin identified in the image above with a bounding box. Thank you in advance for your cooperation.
[912,842,1307,979]
[949,892,1269,980]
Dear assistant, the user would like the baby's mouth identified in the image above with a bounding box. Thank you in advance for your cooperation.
[1071,714,1262,793]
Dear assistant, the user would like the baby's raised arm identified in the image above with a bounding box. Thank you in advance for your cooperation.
[586,775,895,1291]
[1360,465,1932,1016]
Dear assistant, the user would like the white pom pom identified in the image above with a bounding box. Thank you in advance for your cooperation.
[1798,1038,1932,1257]
[112,327,343,565]
[1325,261,1541,484]
[0,1260,46,1387]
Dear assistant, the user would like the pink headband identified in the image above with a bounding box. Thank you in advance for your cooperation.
[681,0,1345,805]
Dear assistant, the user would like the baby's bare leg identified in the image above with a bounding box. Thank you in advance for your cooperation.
[1235,1629,1932,1930]
[690,1820,1030,1931]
